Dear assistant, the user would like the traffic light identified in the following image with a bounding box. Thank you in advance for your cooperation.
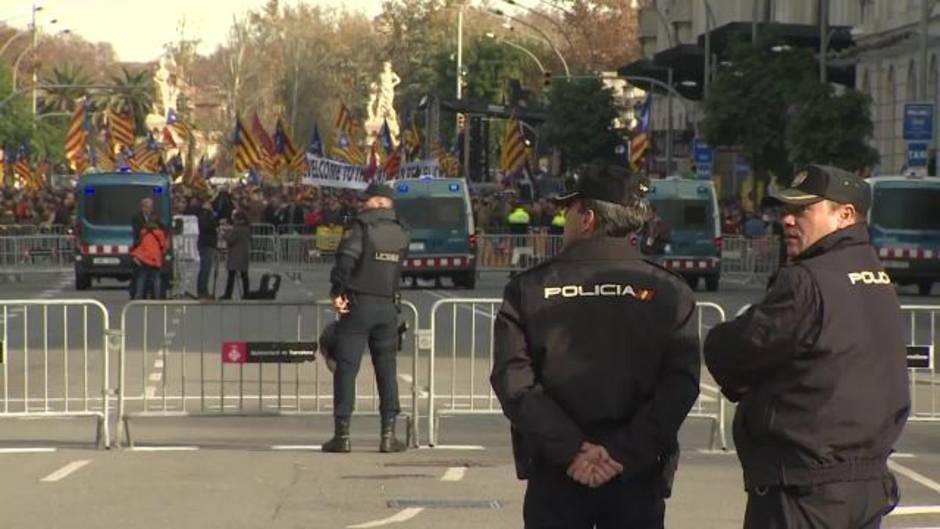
[543,71,552,87]
[456,112,466,130]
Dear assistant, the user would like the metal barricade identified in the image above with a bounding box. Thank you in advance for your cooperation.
[116,299,420,448]
[720,235,781,286]
[275,235,333,281]
[0,300,112,448]
[426,298,729,450]
[901,305,940,422]
[0,235,76,272]
[277,224,314,235]
[476,233,564,272]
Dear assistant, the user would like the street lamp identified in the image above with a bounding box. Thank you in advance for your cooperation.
[485,32,546,73]
[489,8,570,77]
[500,0,577,61]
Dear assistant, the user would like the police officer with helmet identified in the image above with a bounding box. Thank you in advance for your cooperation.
[323,182,410,453]
[490,162,701,528]
[704,164,909,528]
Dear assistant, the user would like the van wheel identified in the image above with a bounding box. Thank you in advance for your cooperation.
[454,272,477,290]
[685,276,699,291]
[918,281,934,296]
[705,275,720,292]
[75,273,90,291]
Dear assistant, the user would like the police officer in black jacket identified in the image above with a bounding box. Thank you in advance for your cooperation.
[490,163,701,529]
[704,164,909,529]
[323,182,410,453]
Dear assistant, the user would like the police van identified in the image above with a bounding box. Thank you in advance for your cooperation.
[74,172,174,291]
[392,177,477,289]
[647,177,722,291]
[866,175,940,296]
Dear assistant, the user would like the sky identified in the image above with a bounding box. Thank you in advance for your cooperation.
[2,0,383,63]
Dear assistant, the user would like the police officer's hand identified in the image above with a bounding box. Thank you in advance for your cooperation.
[332,294,350,315]
[567,442,623,488]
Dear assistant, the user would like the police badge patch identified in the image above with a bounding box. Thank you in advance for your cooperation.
[791,170,809,188]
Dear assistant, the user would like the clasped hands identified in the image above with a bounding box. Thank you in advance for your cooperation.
[566,442,623,488]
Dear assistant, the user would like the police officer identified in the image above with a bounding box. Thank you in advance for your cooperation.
[490,163,701,529]
[324,182,410,453]
[704,164,909,529]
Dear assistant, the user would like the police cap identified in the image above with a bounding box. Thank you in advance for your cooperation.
[552,163,650,207]
[357,182,395,200]
[765,164,871,215]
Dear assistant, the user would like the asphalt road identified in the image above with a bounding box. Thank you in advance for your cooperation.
[0,267,937,529]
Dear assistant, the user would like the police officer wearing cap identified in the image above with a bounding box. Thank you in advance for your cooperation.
[323,182,410,453]
[490,162,701,529]
[704,164,909,528]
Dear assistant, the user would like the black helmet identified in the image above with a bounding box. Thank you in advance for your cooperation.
[318,321,338,373]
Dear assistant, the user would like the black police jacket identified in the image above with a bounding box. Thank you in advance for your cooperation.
[330,207,409,300]
[490,236,701,480]
[704,222,910,490]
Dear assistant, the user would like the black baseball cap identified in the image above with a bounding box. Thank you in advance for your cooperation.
[765,164,871,214]
[552,163,650,207]
[357,182,395,200]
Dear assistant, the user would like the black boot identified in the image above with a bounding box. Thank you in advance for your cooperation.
[379,416,406,453]
[322,417,351,453]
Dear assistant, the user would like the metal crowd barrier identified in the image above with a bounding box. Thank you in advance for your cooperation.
[115,299,420,448]
[275,235,334,281]
[476,233,564,272]
[0,235,76,272]
[426,298,729,450]
[720,235,781,286]
[0,300,113,448]
[901,305,940,423]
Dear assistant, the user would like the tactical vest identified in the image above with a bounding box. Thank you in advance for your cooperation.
[345,209,410,298]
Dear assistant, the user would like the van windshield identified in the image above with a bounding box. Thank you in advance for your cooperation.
[871,186,940,231]
[83,185,164,226]
[395,197,466,230]
[651,199,711,230]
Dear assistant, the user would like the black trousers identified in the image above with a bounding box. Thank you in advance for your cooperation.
[223,270,249,299]
[523,465,665,529]
[332,300,400,420]
[744,474,900,529]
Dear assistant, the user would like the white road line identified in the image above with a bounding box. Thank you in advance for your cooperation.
[129,446,199,452]
[699,382,721,394]
[398,374,414,384]
[0,448,56,454]
[418,445,485,451]
[347,507,424,528]
[441,467,467,481]
[889,505,940,516]
[697,449,736,455]
[40,460,90,482]
[891,453,917,459]
[889,460,940,495]
[145,386,157,399]
[697,394,717,403]
[154,359,164,369]
[148,373,162,382]
[271,445,322,451]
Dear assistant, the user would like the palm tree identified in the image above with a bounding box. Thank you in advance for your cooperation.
[102,67,154,136]
[39,64,92,114]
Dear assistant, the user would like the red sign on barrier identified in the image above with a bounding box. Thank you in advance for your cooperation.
[222,341,248,364]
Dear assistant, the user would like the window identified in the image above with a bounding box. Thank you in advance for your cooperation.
[83,185,163,226]
[395,197,466,230]
[652,199,710,228]
[871,187,940,231]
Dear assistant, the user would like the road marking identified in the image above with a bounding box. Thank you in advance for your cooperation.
[271,445,322,451]
[889,460,940,495]
[697,394,717,403]
[699,382,721,394]
[129,446,199,452]
[154,359,164,369]
[0,448,56,454]
[398,374,413,384]
[889,505,940,516]
[40,460,90,482]
[347,507,424,528]
[697,449,736,455]
[891,453,917,459]
[148,373,162,382]
[440,467,467,482]
[418,445,485,451]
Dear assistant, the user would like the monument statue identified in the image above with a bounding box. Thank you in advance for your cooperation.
[364,62,401,142]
